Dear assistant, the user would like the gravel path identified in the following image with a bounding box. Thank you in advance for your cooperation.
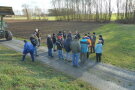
[0,39,135,90]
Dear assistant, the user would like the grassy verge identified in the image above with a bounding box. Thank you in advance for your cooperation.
[90,23,135,71]
[0,45,96,90]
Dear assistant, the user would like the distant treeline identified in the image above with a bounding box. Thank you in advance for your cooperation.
[49,0,135,23]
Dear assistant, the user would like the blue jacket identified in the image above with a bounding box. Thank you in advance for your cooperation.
[95,43,103,53]
[80,39,89,53]
[23,42,34,54]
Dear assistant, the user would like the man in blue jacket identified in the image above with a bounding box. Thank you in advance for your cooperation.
[80,37,89,64]
[22,40,35,62]
[95,40,103,62]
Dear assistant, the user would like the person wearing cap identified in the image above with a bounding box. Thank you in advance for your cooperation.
[56,36,64,60]
[47,35,53,57]
[70,35,81,67]
[22,40,35,62]
[34,28,41,47]
[91,32,96,53]
[95,40,103,62]
[80,35,90,64]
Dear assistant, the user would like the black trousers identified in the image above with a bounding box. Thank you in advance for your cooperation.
[96,53,102,62]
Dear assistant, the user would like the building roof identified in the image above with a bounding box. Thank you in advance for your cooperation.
[0,6,14,15]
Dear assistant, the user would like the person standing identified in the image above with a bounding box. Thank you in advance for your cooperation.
[80,37,89,64]
[57,31,63,39]
[99,35,104,45]
[52,33,57,52]
[56,36,64,60]
[67,31,72,40]
[95,40,103,62]
[64,36,72,61]
[70,35,81,67]
[30,34,38,56]
[63,31,67,40]
[34,28,41,47]
[83,34,92,59]
[22,40,35,62]
[91,32,96,53]
[47,35,53,57]
[76,31,81,40]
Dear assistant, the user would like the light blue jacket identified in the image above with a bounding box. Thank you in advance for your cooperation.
[80,39,89,53]
[95,43,103,53]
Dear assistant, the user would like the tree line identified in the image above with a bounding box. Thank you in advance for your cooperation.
[116,0,135,23]
[50,0,112,22]
[14,0,135,23]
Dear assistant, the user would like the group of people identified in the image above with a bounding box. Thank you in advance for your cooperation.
[47,31,104,67]
[22,29,104,67]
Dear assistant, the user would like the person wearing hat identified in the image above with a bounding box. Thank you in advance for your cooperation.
[22,40,35,62]
[34,28,41,47]
[70,35,81,67]
[95,40,103,62]
[47,35,53,57]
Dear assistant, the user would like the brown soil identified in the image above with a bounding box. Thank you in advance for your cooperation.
[6,20,104,41]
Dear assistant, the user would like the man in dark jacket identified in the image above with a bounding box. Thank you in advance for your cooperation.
[64,36,72,61]
[47,35,53,57]
[99,35,104,45]
[70,35,81,67]
[56,36,64,59]
[30,35,38,56]
[22,40,35,62]
[76,31,81,40]
[67,31,72,40]
[52,33,57,51]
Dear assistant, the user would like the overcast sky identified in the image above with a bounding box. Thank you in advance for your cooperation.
[0,0,52,12]
[0,0,117,13]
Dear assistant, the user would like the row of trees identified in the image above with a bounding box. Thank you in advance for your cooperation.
[51,0,112,22]
[50,0,135,23]
[117,0,135,23]
[15,0,135,23]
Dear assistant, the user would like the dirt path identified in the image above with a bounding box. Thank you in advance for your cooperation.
[0,39,135,90]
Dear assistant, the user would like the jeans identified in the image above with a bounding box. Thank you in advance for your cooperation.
[96,53,102,62]
[58,50,64,59]
[22,51,34,62]
[48,48,53,57]
[72,53,79,66]
[80,52,87,64]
